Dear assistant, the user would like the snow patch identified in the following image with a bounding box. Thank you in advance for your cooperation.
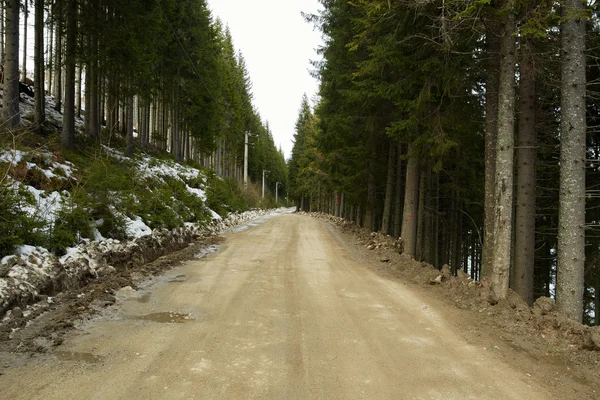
[125,216,153,238]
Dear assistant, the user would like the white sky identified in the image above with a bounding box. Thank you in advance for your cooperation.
[208,0,323,159]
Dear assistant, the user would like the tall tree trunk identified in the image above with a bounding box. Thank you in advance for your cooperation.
[21,0,27,82]
[514,37,536,305]
[76,66,82,118]
[595,273,600,326]
[33,0,45,132]
[89,56,99,139]
[2,0,20,128]
[127,93,134,156]
[53,0,62,112]
[401,144,420,256]
[452,193,463,273]
[434,173,440,268]
[364,142,377,231]
[557,0,587,323]
[381,142,396,235]
[423,168,434,264]
[61,0,76,148]
[393,141,404,238]
[490,4,517,303]
[47,12,52,97]
[482,22,501,279]
[415,168,426,261]
[0,1,5,68]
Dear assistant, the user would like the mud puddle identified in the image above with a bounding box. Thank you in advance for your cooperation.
[169,275,187,283]
[55,351,103,364]
[135,293,152,303]
[135,312,195,323]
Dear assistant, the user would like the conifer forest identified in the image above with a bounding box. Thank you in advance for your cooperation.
[288,0,600,325]
[3,1,600,397]
[0,0,286,196]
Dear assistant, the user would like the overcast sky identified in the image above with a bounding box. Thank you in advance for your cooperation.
[208,0,323,159]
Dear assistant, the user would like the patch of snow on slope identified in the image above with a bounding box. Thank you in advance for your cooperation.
[125,216,153,238]
[208,209,222,220]
[0,149,24,165]
[186,184,206,200]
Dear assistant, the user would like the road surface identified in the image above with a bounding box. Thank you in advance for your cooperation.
[0,214,551,399]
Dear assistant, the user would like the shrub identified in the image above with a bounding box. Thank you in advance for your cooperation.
[48,188,94,255]
[0,183,46,257]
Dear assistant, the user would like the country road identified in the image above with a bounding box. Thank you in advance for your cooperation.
[0,213,553,399]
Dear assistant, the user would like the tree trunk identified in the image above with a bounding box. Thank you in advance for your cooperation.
[76,66,82,118]
[127,93,134,156]
[452,193,463,273]
[514,37,536,306]
[416,168,426,261]
[2,0,20,128]
[89,57,99,139]
[0,2,5,68]
[47,13,52,96]
[401,144,420,256]
[490,5,517,303]
[381,141,396,235]
[364,156,376,232]
[54,0,62,112]
[33,0,45,132]
[595,273,600,326]
[21,0,27,82]
[482,22,501,279]
[423,169,434,264]
[61,0,76,148]
[434,172,440,268]
[393,141,404,238]
[557,0,587,323]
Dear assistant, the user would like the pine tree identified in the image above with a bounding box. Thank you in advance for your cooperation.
[557,0,587,322]
[33,0,45,132]
[2,0,20,128]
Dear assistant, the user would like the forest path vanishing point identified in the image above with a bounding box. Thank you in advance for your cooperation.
[0,214,576,399]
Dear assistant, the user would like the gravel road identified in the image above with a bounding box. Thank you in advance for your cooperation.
[0,214,552,399]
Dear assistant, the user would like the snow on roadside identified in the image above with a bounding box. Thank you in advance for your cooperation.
[125,216,153,238]
[0,208,281,317]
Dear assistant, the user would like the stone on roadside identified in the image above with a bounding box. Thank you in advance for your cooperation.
[532,296,555,316]
[456,269,469,280]
[441,264,452,280]
[11,307,23,318]
[590,326,600,350]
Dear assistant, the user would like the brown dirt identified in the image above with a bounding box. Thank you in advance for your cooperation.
[307,212,600,399]
[0,212,598,399]
[0,236,223,356]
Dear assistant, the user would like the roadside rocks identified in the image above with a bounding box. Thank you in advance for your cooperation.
[533,297,555,316]
[590,327,600,350]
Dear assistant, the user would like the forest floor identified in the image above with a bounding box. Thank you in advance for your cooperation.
[0,213,598,399]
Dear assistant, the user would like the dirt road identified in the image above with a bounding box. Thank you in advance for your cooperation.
[0,214,553,399]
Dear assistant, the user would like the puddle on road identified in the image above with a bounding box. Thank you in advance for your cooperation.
[194,245,220,259]
[136,293,152,303]
[169,275,187,283]
[135,312,195,323]
[56,351,103,364]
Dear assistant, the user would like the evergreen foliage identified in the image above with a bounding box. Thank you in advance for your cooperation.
[289,0,600,323]
[0,0,289,258]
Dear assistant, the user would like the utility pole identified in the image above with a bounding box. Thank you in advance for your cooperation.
[244,131,249,189]
[276,182,279,204]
